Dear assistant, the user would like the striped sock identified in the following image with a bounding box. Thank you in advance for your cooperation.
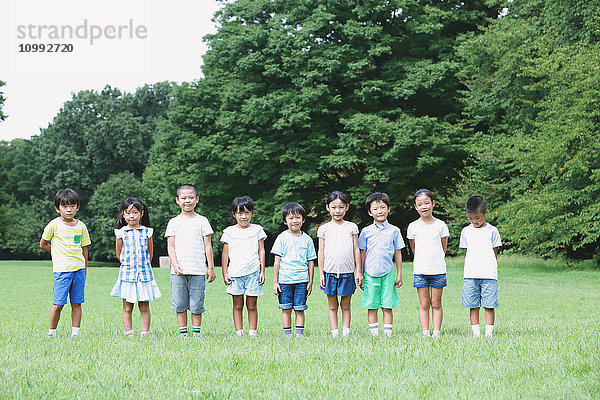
[383,324,393,337]
[283,327,292,337]
[179,326,188,337]
[295,326,304,337]
[192,326,201,337]
[369,323,379,336]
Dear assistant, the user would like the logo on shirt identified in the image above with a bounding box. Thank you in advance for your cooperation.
[74,234,81,244]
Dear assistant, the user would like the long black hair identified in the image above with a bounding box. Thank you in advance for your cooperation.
[115,197,151,229]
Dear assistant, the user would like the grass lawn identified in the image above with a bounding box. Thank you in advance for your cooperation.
[0,256,598,399]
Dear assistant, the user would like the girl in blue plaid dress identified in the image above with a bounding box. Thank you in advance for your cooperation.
[111,197,162,337]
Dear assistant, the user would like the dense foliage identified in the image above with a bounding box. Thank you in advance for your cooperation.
[1,0,599,263]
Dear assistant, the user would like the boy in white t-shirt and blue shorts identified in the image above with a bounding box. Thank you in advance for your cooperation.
[165,184,216,338]
[460,196,502,338]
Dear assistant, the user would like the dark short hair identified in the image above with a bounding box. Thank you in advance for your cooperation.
[282,202,306,222]
[365,192,390,209]
[54,188,79,208]
[466,196,487,213]
[325,191,350,206]
[176,184,198,197]
[414,189,434,202]
[231,196,254,213]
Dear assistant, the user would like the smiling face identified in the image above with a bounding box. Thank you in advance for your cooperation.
[326,198,349,223]
[414,194,434,219]
[467,210,488,228]
[123,204,143,228]
[285,212,304,234]
[368,200,390,224]
[56,202,79,222]
[233,207,253,228]
[176,188,199,214]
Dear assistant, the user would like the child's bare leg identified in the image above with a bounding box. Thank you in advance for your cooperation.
[327,295,339,330]
[382,308,393,325]
[191,313,202,327]
[417,287,431,331]
[232,295,244,331]
[470,308,480,325]
[484,308,495,325]
[367,308,379,324]
[122,300,134,330]
[49,304,64,329]
[177,311,188,328]
[282,309,292,328]
[246,296,258,331]
[70,302,82,328]
[431,288,443,331]
[138,301,150,332]
[294,310,305,327]
[340,295,351,328]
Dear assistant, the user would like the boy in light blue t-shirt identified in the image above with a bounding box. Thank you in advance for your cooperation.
[271,202,317,338]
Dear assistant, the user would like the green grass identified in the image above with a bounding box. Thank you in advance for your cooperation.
[1,256,599,399]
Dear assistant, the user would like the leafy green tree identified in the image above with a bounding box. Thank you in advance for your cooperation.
[0,80,6,121]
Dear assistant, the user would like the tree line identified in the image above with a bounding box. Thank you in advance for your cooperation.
[1,0,599,264]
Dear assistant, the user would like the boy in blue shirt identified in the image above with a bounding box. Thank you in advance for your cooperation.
[271,202,317,338]
[359,192,404,337]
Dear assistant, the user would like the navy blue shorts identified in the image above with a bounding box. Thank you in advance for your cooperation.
[321,272,356,297]
[278,282,308,311]
[413,274,447,288]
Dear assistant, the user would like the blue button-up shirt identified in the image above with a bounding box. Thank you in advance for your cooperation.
[358,221,405,277]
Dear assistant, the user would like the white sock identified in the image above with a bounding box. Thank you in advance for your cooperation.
[124,329,134,337]
[485,324,494,337]
[331,329,339,338]
[249,329,257,337]
[471,324,481,338]
[369,323,379,336]
[422,330,431,337]
[383,324,393,337]
[140,330,149,337]
[432,330,441,338]
[342,326,350,337]
[48,328,57,337]
[236,330,244,336]
[71,327,80,337]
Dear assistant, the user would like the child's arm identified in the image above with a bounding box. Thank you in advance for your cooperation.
[307,259,315,296]
[317,238,325,288]
[148,237,154,262]
[258,238,266,285]
[40,239,51,253]
[203,234,216,283]
[166,236,183,275]
[272,255,281,295]
[353,234,363,288]
[82,245,89,280]
[441,237,448,254]
[394,249,403,288]
[408,239,415,255]
[115,238,123,260]
[221,242,231,285]
[359,249,366,290]
[493,247,499,259]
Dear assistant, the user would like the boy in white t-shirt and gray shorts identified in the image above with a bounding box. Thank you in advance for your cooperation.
[165,184,216,338]
[460,196,502,338]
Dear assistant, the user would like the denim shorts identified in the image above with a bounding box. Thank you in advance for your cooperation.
[227,269,263,296]
[413,274,447,288]
[53,269,86,305]
[321,272,356,297]
[170,274,206,314]
[278,282,308,311]
[359,271,401,309]
[462,278,499,308]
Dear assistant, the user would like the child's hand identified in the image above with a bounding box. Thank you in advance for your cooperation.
[273,282,281,295]
[207,267,216,283]
[319,274,325,289]
[173,264,184,276]
[395,276,403,288]
[306,282,312,297]
[223,272,232,285]
[259,271,265,285]
[356,273,364,290]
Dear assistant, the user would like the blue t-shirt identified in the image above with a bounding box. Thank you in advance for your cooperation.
[359,220,405,277]
[271,230,317,284]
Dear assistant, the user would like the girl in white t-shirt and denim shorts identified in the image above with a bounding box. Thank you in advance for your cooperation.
[221,196,267,338]
[407,189,449,338]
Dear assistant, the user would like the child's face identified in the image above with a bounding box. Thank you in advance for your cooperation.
[285,212,304,233]
[368,200,390,223]
[233,208,252,228]
[123,204,143,228]
[55,202,79,222]
[414,194,434,219]
[467,210,488,228]
[326,198,349,222]
[176,189,199,213]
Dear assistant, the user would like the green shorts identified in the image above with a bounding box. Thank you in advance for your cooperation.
[359,271,401,309]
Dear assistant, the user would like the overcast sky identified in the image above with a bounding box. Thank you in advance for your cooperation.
[0,0,221,141]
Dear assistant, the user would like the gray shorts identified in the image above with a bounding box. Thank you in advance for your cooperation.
[170,274,206,314]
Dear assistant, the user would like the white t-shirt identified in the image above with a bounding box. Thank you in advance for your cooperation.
[459,223,502,280]
[317,220,359,274]
[220,224,267,277]
[406,218,449,275]
[164,214,214,275]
